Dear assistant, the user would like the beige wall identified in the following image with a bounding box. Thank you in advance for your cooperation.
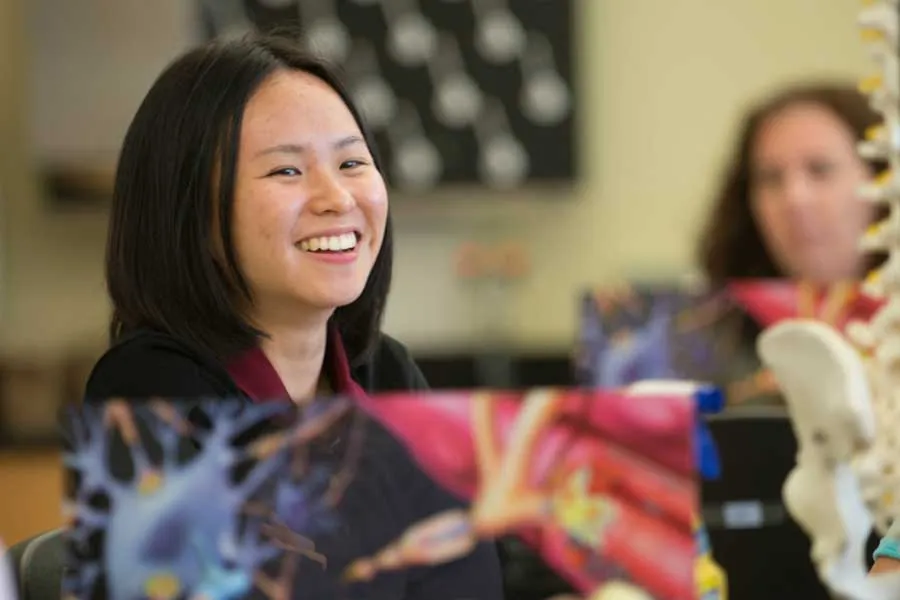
[0,0,872,356]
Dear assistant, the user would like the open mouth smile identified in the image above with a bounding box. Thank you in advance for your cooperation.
[297,231,360,254]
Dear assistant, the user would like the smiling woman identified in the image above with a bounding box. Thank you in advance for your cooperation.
[228,68,389,375]
[72,33,503,599]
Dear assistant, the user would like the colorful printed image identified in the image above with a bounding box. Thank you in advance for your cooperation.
[576,279,883,405]
[62,388,703,600]
[62,397,361,600]
[576,285,725,389]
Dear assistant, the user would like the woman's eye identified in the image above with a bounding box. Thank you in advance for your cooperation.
[807,161,835,178]
[268,167,301,177]
[340,159,366,170]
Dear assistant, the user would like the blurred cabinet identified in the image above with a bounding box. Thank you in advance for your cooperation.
[0,355,66,447]
[0,349,99,447]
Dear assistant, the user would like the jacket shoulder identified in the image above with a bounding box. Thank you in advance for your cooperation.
[358,334,429,392]
[84,329,237,400]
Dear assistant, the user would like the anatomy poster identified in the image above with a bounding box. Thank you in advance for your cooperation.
[576,279,883,405]
[62,389,702,599]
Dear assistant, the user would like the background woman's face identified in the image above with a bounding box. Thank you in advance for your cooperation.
[750,102,874,283]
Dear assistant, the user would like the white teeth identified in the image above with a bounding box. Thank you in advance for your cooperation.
[298,233,358,252]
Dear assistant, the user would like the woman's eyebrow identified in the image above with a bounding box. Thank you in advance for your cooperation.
[253,135,365,159]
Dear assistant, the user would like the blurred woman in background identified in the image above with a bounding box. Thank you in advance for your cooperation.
[696,82,883,405]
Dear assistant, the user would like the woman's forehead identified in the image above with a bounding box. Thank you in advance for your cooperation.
[241,70,361,150]
[753,103,856,162]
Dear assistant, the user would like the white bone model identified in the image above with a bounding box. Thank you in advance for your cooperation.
[756,1,900,598]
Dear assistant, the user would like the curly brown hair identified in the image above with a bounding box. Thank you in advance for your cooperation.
[697,82,884,283]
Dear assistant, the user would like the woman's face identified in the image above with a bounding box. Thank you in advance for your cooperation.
[231,69,388,324]
[750,102,874,283]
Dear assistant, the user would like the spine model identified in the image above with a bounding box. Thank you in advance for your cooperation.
[757,2,900,599]
[849,0,900,540]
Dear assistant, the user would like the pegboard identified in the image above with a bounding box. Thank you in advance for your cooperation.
[196,0,577,191]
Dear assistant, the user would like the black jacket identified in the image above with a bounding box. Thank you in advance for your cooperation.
[84,328,430,400]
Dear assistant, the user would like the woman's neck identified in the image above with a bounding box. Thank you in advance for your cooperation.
[256,313,331,403]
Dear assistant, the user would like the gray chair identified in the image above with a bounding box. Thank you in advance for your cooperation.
[6,530,64,600]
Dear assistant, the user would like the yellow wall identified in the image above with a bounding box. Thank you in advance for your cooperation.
[0,0,877,549]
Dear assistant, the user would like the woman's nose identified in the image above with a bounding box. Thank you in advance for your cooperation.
[307,168,355,214]
[778,173,817,214]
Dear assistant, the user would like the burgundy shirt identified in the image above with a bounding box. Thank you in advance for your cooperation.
[226,326,366,403]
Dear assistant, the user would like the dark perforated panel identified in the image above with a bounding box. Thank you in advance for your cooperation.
[197,0,577,191]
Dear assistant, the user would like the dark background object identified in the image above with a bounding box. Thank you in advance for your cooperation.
[702,407,879,600]
[197,0,577,190]
[413,348,574,389]
[41,164,115,209]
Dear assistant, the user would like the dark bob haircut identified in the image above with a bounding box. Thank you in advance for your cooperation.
[106,33,392,365]
[697,82,884,283]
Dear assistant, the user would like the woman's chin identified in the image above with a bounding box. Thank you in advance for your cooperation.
[305,289,367,312]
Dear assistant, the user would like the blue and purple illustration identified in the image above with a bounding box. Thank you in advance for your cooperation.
[62,398,358,600]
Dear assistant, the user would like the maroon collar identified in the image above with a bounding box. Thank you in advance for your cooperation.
[225,327,366,403]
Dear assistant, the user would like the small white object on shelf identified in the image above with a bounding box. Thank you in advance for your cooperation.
[0,538,16,600]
